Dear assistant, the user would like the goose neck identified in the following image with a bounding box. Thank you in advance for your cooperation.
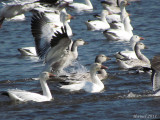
[71,41,78,52]
[101,12,107,23]
[90,68,104,87]
[40,77,52,99]
[85,0,93,8]
[135,46,150,64]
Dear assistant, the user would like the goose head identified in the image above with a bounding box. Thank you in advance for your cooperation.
[135,42,148,50]
[120,0,130,8]
[130,35,144,46]
[74,39,88,46]
[95,54,111,63]
[91,63,108,72]
[39,72,55,81]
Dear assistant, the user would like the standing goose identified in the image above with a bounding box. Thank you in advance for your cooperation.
[85,10,110,31]
[2,72,54,102]
[117,42,150,69]
[151,55,160,96]
[115,35,144,60]
[60,63,107,93]
[68,0,93,12]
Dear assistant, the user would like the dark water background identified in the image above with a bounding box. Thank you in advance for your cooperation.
[0,0,160,119]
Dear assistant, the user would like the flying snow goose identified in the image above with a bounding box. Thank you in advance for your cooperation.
[42,27,87,74]
[85,10,110,31]
[115,35,144,60]
[151,55,160,96]
[116,42,150,69]
[60,63,107,93]
[2,72,55,102]
[68,0,93,12]
[22,11,73,57]
[31,14,87,74]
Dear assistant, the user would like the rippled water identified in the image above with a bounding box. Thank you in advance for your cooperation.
[0,0,160,119]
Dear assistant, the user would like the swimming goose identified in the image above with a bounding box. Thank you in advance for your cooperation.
[95,54,111,80]
[18,47,37,56]
[151,55,160,96]
[85,10,110,31]
[68,0,93,12]
[60,63,107,93]
[103,13,133,41]
[101,0,124,14]
[115,35,144,60]
[117,42,150,69]
[94,12,121,24]
[0,0,61,28]
[2,72,54,102]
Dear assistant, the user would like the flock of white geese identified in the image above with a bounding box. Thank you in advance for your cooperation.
[0,0,160,102]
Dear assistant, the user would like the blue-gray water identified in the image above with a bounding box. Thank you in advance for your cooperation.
[0,0,160,120]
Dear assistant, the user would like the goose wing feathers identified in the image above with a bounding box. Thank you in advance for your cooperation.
[31,12,54,59]
[45,26,72,63]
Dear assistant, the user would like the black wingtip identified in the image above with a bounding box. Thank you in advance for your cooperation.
[31,12,50,59]
[50,26,68,47]
[1,91,9,97]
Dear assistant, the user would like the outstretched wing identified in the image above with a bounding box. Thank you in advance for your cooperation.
[45,26,72,64]
[31,12,55,59]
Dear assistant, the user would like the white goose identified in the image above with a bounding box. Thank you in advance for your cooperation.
[85,10,110,31]
[60,63,107,93]
[117,42,150,69]
[0,0,61,28]
[115,35,144,60]
[68,0,93,12]
[0,0,40,28]
[151,55,160,96]
[18,47,37,56]
[103,13,133,41]
[101,0,123,14]
[103,1,133,41]
[2,72,54,102]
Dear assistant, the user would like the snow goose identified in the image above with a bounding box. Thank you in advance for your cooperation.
[2,72,55,102]
[31,16,87,74]
[94,12,121,24]
[85,10,110,31]
[18,47,37,56]
[116,42,150,69]
[103,13,133,41]
[95,54,111,80]
[65,54,110,81]
[60,63,107,93]
[68,0,93,12]
[101,0,121,14]
[151,55,160,96]
[115,35,144,60]
[0,0,61,28]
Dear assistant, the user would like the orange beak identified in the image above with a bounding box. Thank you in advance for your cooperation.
[140,37,144,40]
